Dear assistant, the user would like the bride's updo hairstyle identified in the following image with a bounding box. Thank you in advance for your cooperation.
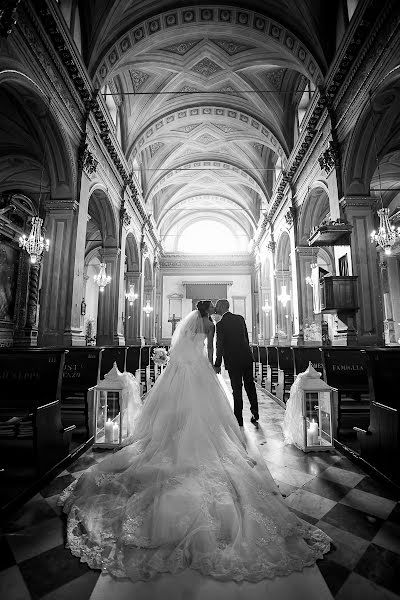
[197,300,212,319]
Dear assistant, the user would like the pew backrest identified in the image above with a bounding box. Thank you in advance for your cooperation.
[99,347,127,380]
[292,347,323,376]
[62,348,102,391]
[126,346,141,375]
[277,347,293,372]
[0,349,66,410]
[321,348,368,391]
[267,346,278,367]
[363,348,400,410]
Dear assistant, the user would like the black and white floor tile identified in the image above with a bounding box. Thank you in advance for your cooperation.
[1,386,399,599]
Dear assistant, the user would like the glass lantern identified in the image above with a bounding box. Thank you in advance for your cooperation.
[301,362,337,452]
[89,362,129,448]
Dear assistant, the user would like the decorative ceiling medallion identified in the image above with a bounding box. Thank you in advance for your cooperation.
[174,123,203,133]
[211,39,254,55]
[196,134,218,145]
[161,39,202,55]
[191,58,222,77]
[149,142,164,157]
[265,68,286,90]
[130,70,149,91]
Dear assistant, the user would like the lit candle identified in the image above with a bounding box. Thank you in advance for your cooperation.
[105,419,113,444]
[113,421,120,443]
[307,419,318,446]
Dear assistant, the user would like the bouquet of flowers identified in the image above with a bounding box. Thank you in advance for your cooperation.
[152,347,169,366]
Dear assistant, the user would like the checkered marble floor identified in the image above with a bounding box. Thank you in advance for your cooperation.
[1,386,399,600]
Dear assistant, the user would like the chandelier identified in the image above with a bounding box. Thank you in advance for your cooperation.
[278,285,291,307]
[369,94,400,255]
[143,300,153,317]
[370,208,400,256]
[19,217,50,264]
[125,284,138,305]
[94,263,111,292]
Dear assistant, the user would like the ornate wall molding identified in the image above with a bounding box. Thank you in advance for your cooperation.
[0,0,21,38]
[318,141,340,174]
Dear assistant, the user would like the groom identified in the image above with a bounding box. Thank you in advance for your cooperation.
[213,299,259,429]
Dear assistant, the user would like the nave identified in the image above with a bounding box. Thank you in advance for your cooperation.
[1,384,399,600]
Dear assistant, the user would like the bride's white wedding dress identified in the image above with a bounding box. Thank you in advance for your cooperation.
[59,311,330,583]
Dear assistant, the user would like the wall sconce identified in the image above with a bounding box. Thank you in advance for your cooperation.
[125,284,138,306]
[81,298,86,316]
[143,300,153,317]
[261,301,271,313]
[278,285,291,308]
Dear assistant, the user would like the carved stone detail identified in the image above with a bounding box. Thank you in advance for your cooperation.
[191,58,222,77]
[211,39,254,55]
[130,69,149,91]
[162,40,202,55]
[78,143,98,175]
[26,263,40,327]
[0,0,21,37]
[318,142,340,174]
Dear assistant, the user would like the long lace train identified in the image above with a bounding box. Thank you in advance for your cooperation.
[59,324,330,583]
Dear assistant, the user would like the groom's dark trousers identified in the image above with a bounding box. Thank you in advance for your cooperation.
[214,312,259,427]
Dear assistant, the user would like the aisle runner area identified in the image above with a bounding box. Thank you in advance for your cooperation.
[0,384,399,599]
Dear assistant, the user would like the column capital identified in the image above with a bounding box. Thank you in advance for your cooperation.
[295,245,315,256]
[101,247,121,260]
[45,199,79,213]
[340,196,375,209]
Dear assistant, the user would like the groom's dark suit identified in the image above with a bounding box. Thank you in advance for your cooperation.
[214,312,259,427]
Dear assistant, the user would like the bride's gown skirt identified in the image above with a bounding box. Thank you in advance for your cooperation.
[60,335,330,583]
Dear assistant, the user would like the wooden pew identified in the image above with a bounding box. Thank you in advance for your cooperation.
[259,346,268,388]
[99,346,127,380]
[356,348,400,484]
[126,346,141,378]
[251,345,260,383]
[266,346,279,395]
[276,346,295,404]
[292,347,323,376]
[139,346,152,395]
[60,348,102,439]
[321,347,369,441]
[0,349,74,476]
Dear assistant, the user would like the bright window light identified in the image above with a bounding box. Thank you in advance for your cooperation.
[178,220,243,253]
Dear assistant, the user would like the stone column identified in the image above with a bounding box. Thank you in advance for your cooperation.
[267,241,279,345]
[39,199,85,346]
[296,246,318,345]
[340,196,384,346]
[380,259,397,345]
[96,247,124,346]
[251,263,261,344]
[13,250,32,346]
[125,270,141,344]
[289,226,303,346]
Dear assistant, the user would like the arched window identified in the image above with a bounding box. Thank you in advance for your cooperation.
[177,220,245,254]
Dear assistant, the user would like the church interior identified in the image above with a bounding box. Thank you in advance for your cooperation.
[1,0,400,598]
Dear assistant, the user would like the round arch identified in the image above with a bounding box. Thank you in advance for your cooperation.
[298,182,330,245]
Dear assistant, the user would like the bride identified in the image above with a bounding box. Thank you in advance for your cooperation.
[59,300,330,583]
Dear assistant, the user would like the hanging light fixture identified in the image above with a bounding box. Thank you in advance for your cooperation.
[369,94,400,255]
[278,285,291,307]
[143,300,153,317]
[94,263,111,292]
[19,98,51,264]
[370,208,400,256]
[19,217,50,264]
[125,284,138,305]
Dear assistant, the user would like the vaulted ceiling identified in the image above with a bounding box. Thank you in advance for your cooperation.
[77,2,338,252]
